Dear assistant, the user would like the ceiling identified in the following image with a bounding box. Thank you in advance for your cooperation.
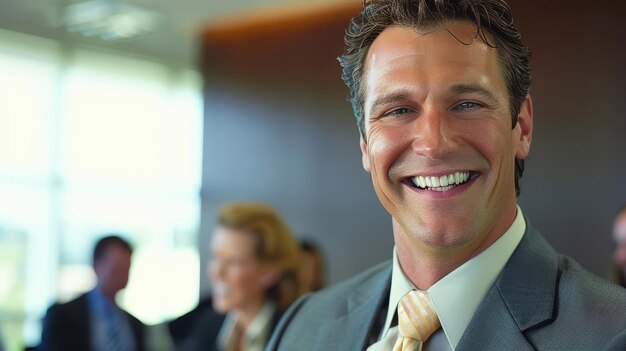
[0,0,356,68]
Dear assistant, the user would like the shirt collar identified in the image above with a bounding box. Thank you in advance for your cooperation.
[87,287,118,316]
[217,301,276,351]
[382,206,526,349]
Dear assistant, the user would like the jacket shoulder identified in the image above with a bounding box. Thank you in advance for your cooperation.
[45,293,88,319]
[530,254,626,349]
[267,260,391,351]
[40,294,90,351]
[462,223,626,350]
[556,255,626,321]
[302,260,391,314]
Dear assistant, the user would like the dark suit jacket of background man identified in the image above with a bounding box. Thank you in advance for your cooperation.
[267,221,626,350]
[39,292,146,351]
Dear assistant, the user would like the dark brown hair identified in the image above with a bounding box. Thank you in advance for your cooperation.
[93,235,132,265]
[339,0,531,195]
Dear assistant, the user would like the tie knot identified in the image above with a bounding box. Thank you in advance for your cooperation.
[397,290,440,342]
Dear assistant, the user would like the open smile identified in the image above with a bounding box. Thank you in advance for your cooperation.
[405,171,480,192]
[212,282,232,295]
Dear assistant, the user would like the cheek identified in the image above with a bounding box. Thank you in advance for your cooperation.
[367,126,409,174]
[100,265,116,283]
[208,260,220,280]
[229,267,263,293]
[470,121,505,152]
[471,123,515,176]
[116,268,129,284]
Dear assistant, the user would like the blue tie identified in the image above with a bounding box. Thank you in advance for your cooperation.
[102,308,130,351]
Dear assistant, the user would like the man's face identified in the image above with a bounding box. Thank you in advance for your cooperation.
[613,211,626,268]
[360,22,532,252]
[94,244,131,297]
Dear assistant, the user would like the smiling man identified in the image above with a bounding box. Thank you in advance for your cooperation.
[267,0,626,350]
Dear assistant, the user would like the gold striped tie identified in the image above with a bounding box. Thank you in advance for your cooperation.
[393,290,441,351]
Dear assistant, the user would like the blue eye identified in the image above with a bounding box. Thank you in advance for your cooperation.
[455,101,482,110]
[387,107,413,116]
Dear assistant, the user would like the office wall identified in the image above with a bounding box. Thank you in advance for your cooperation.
[199,0,626,294]
[513,0,626,275]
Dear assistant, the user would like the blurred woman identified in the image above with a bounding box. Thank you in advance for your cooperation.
[612,206,626,288]
[183,201,301,351]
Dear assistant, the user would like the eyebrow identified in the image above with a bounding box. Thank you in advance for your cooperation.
[366,84,501,118]
[366,90,413,118]
[450,84,500,105]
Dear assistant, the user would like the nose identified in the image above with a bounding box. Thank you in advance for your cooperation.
[411,107,458,159]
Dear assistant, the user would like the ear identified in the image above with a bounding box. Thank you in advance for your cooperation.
[514,95,533,159]
[360,136,371,173]
[260,269,280,288]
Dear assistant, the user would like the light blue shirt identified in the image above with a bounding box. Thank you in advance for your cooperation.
[87,288,136,351]
[368,206,526,351]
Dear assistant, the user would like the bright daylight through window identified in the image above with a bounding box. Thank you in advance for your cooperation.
[0,28,203,350]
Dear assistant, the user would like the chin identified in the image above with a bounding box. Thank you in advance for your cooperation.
[421,233,473,250]
[212,299,230,314]
[413,222,476,249]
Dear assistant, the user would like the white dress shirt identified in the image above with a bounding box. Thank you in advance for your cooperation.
[368,206,526,351]
[217,301,276,351]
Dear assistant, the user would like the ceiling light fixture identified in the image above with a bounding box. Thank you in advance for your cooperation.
[63,0,163,41]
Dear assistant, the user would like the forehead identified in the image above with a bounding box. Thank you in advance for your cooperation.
[212,226,257,253]
[97,243,131,266]
[363,22,505,103]
[366,21,497,65]
[103,243,130,256]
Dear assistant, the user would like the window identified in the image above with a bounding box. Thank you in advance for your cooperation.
[0,28,203,349]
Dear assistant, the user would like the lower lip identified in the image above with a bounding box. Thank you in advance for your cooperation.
[406,176,478,198]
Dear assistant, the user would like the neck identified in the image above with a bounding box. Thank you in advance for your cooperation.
[235,299,265,332]
[393,207,516,290]
[96,285,117,305]
[394,244,467,290]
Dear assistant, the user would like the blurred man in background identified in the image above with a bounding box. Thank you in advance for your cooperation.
[612,206,626,288]
[39,235,145,351]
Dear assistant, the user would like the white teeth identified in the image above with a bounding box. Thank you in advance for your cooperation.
[431,177,440,187]
[418,177,426,188]
[440,176,448,187]
[425,177,432,187]
[412,171,472,191]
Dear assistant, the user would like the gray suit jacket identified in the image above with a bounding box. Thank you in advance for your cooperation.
[267,222,626,350]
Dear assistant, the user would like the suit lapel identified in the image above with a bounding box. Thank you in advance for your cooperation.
[457,222,558,351]
[317,264,392,351]
[456,286,536,350]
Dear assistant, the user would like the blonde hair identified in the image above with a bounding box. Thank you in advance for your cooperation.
[217,201,302,310]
